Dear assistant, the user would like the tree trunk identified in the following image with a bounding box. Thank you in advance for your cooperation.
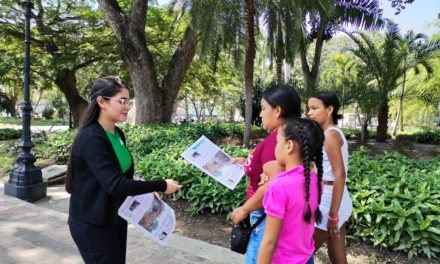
[33,84,44,116]
[97,0,197,124]
[184,96,190,120]
[189,97,200,122]
[229,109,234,123]
[360,116,370,145]
[376,99,389,142]
[54,70,88,127]
[276,61,283,85]
[391,108,400,137]
[201,103,206,122]
[161,36,197,122]
[243,0,256,147]
[284,61,291,84]
[399,71,406,132]
[300,20,328,99]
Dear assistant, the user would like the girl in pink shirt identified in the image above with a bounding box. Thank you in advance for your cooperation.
[230,85,302,264]
[258,118,324,264]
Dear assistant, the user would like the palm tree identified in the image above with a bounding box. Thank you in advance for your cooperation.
[391,31,440,134]
[260,0,303,85]
[320,53,358,107]
[298,0,383,99]
[348,22,406,142]
[175,0,258,146]
[321,53,380,144]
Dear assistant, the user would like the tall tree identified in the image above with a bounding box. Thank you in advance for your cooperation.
[321,53,381,144]
[348,23,406,141]
[96,0,198,124]
[261,0,301,85]
[242,0,257,147]
[0,0,114,126]
[298,0,383,99]
[0,35,24,116]
[392,31,440,134]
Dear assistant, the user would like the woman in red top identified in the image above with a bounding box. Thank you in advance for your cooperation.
[230,84,301,264]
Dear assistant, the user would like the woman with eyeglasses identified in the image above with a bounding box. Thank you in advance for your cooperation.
[65,76,181,263]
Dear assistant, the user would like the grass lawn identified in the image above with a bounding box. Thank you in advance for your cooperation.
[0,117,66,126]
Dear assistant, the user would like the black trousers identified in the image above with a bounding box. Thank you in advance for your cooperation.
[68,217,127,264]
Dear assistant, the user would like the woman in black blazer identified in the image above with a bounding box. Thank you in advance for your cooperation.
[65,76,181,263]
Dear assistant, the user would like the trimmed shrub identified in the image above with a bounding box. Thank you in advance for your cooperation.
[42,106,55,120]
[347,148,440,259]
[396,130,440,145]
[0,128,22,140]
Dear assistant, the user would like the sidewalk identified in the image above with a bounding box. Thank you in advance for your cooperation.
[0,183,244,264]
[0,124,69,133]
[0,182,372,264]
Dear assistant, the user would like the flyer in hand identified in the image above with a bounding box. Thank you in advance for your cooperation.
[181,135,245,190]
[118,192,176,246]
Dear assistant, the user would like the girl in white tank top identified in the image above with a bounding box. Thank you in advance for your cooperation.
[308,92,352,264]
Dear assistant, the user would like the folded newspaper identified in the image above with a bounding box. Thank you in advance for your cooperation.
[118,192,175,246]
[181,135,245,190]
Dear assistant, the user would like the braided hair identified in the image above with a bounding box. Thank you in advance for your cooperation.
[282,117,324,224]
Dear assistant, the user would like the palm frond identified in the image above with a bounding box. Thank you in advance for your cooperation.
[335,0,383,30]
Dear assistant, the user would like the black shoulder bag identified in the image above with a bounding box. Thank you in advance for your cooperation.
[230,214,266,254]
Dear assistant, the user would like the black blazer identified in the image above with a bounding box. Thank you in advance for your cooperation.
[68,122,167,226]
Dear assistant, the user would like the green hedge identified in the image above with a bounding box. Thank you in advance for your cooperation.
[135,143,250,214]
[340,128,391,141]
[396,130,440,145]
[347,148,440,259]
[0,128,22,140]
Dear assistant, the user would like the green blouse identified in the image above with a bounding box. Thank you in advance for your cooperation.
[105,129,132,173]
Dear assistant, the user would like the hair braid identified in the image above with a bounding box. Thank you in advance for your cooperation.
[314,147,324,224]
[292,121,312,223]
[282,118,325,224]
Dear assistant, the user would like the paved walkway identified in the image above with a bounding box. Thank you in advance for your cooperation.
[0,124,69,133]
[0,182,372,264]
[0,183,244,264]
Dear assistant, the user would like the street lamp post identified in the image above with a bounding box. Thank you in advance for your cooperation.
[4,0,47,201]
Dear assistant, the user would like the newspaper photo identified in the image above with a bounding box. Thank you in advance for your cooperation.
[181,135,245,190]
[118,192,176,246]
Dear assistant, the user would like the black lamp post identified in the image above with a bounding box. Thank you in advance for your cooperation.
[4,0,47,201]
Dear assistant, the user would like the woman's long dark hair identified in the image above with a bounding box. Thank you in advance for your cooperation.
[262,84,301,118]
[282,117,324,224]
[65,76,127,194]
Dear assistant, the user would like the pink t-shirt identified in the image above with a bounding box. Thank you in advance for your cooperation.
[243,130,277,200]
[263,165,319,264]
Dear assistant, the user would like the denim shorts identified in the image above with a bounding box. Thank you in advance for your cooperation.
[244,209,315,264]
[245,209,266,264]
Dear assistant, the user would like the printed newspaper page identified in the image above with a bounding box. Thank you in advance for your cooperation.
[118,192,175,246]
[181,135,245,190]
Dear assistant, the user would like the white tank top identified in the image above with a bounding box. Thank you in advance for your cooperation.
[322,127,349,181]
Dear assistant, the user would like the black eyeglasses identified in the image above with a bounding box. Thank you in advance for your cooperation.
[102,96,133,108]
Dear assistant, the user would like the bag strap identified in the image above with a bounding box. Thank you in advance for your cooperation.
[249,214,266,232]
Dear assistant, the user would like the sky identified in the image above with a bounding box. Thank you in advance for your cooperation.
[155,0,439,36]
[379,0,439,36]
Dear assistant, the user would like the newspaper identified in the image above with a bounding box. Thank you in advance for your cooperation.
[181,135,245,190]
[118,192,175,246]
